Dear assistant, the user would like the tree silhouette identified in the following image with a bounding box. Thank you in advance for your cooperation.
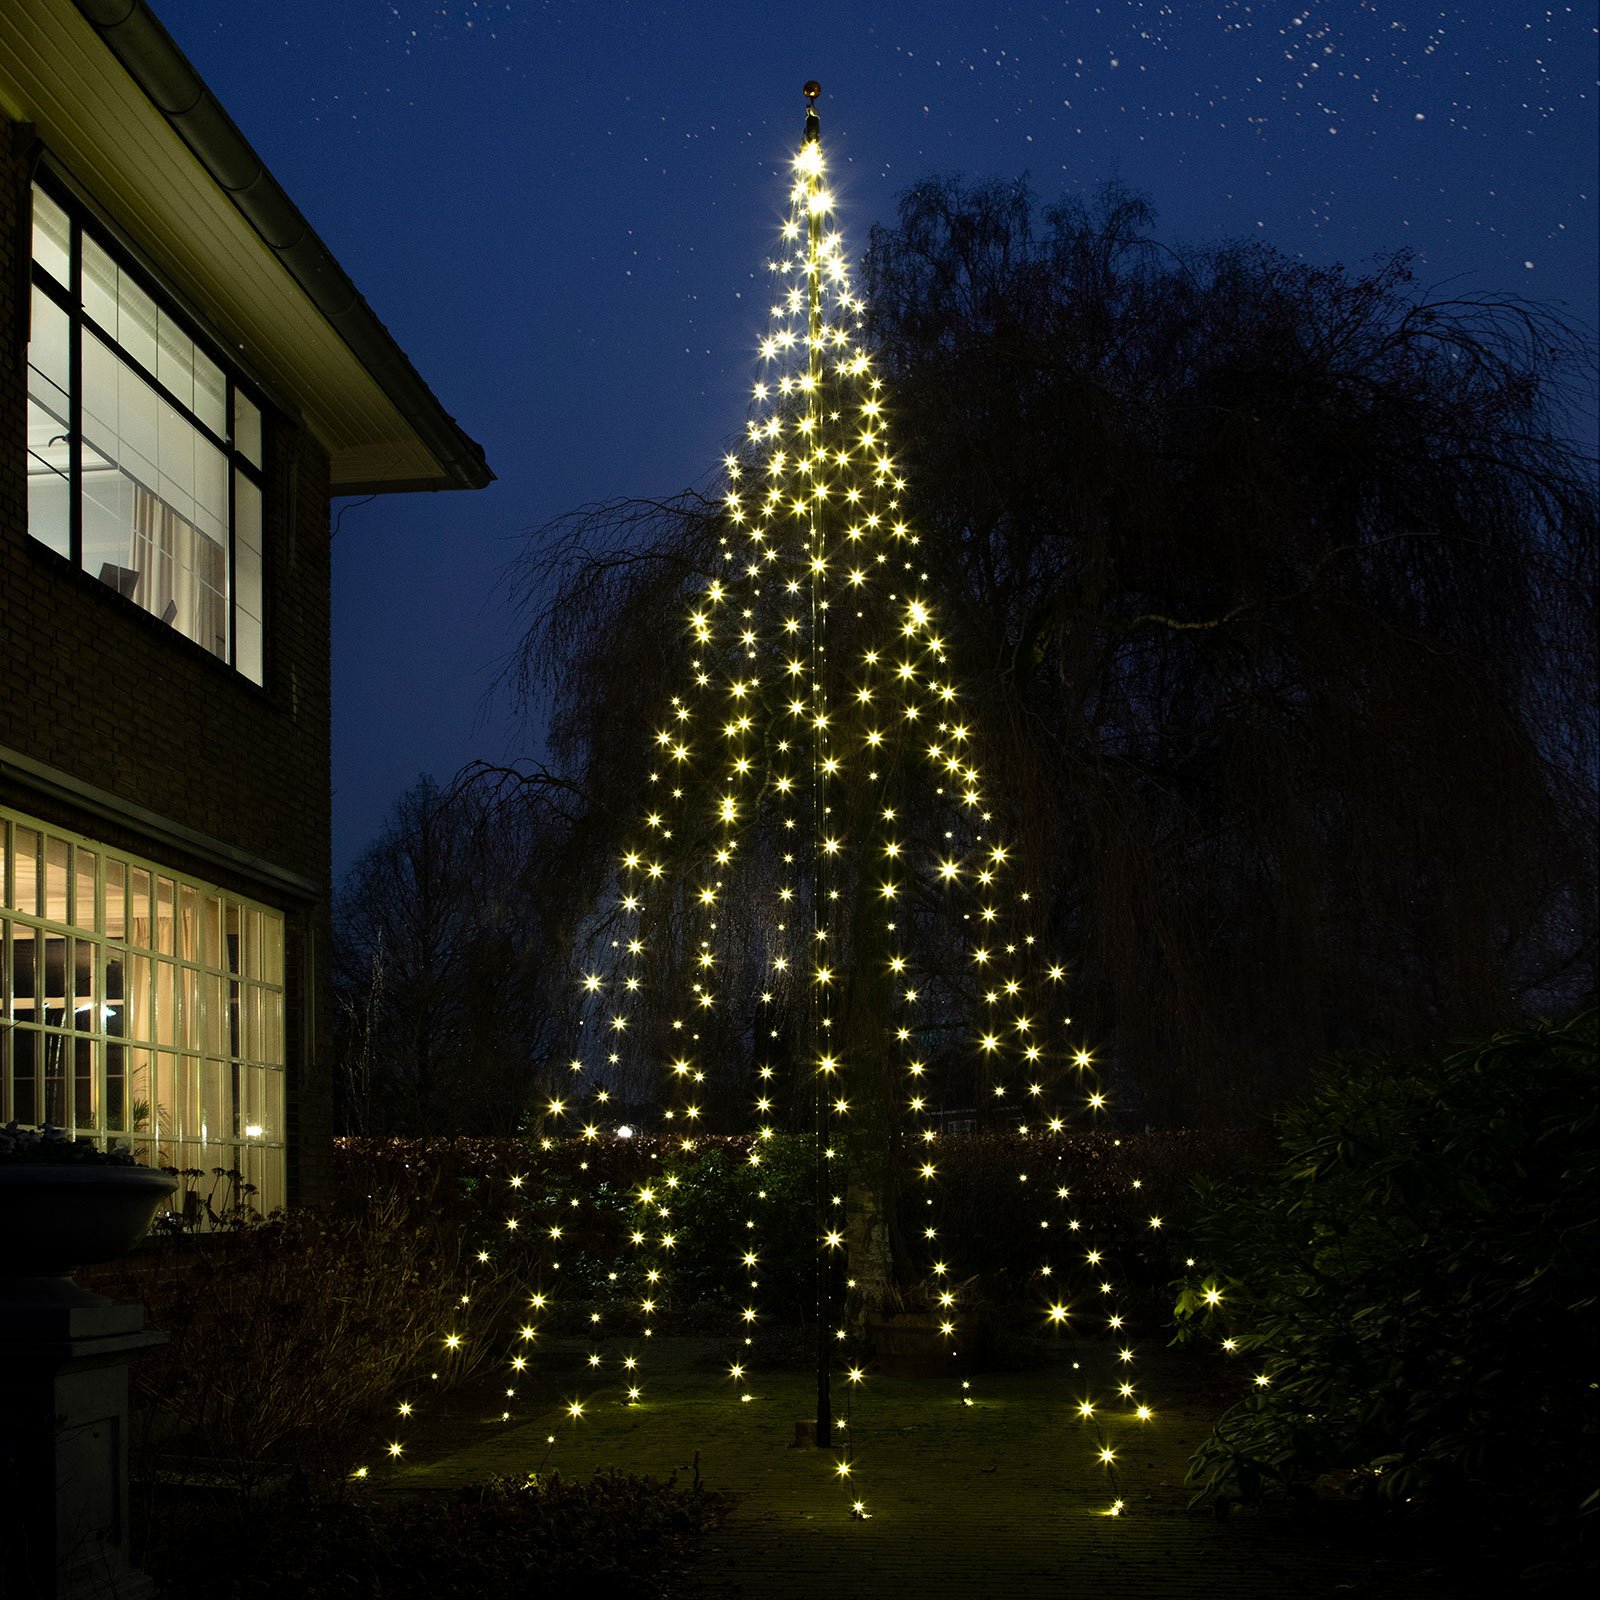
[863,177,1597,1121]
[334,777,558,1135]
[506,177,1596,1127]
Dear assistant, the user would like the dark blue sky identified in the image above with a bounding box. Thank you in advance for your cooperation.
[149,1,1597,878]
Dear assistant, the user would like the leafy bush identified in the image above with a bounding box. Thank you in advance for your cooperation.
[143,1469,729,1600]
[901,1128,1258,1306]
[1175,1007,1596,1536]
[635,1137,816,1316]
[334,1127,1252,1324]
[335,1133,822,1327]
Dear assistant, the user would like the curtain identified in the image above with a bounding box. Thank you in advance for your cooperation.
[125,898,201,1152]
[131,484,227,658]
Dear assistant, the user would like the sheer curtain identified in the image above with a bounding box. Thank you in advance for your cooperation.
[124,894,201,1157]
[132,484,227,658]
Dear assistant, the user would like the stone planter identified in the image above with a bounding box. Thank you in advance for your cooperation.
[865,1306,995,1379]
[0,1164,177,1296]
[0,1164,176,1600]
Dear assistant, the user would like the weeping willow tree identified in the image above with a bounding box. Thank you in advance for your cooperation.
[499,177,1596,1127]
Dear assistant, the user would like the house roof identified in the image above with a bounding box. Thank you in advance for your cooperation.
[0,0,493,495]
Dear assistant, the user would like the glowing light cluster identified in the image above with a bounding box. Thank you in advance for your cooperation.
[358,93,1151,1524]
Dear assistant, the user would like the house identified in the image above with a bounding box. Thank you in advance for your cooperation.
[0,0,491,1212]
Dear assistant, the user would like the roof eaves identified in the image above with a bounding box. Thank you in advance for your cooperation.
[73,0,494,494]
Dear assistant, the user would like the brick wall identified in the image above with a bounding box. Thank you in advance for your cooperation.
[0,112,334,1204]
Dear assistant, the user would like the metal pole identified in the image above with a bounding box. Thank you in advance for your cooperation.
[803,80,832,1452]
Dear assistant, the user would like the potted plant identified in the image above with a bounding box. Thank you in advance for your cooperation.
[0,1123,177,1294]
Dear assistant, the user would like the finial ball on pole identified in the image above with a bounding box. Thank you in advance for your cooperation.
[803,80,822,101]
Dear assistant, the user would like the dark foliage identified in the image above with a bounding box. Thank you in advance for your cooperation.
[141,1469,729,1600]
[861,179,1597,1122]
[1174,1006,1596,1555]
[333,1127,1254,1319]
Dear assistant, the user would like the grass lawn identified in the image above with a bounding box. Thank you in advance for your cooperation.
[386,1332,1463,1599]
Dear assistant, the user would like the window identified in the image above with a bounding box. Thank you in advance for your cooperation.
[26,181,266,683]
[0,806,287,1215]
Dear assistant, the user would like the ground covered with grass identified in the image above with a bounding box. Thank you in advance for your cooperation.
[374,1331,1505,1600]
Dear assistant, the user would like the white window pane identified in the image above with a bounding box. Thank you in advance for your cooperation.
[27,398,72,476]
[31,186,70,285]
[158,480,194,529]
[82,470,137,589]
[27,449,71,557]
[27,294,74,552]
[27,291,72,552]
[114,352,159,487]
[194,350,226,436]
[157,396,195,519]
[156,309,193,412]
[157,505,224,655]
[235,518,262,616]
[118,273,157,373]
[235,472,261,556]
[264,1067,284,1138]
[243,1063,284,1140]
[232,392,262,467]
[236,607,263,684]
[28,287,70,402]
[194,437,228,531]
[186,532,224,657]
[200,1055,227,1145]
[27,192,271,689]
[82,333,120,461]
[245,1139,284,1215]
[28,395,72,470]
[27,396,72,486]
[82,235,117,333]
[235,485,263,669]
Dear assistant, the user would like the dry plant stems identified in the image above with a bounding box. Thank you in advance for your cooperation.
[108,1195,519,1484]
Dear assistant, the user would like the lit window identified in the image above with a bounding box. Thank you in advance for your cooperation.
[0,806,287,1217]
[26,182,267,683]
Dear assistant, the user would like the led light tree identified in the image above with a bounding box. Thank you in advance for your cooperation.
[552,85,1134,1494]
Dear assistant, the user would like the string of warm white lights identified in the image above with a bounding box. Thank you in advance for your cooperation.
[358,86,1158,1520]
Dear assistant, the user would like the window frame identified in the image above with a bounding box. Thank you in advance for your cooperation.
[0,804,287,1216]
[26,172,269,684]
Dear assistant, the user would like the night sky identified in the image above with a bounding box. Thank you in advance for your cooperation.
[147,2,1598,879]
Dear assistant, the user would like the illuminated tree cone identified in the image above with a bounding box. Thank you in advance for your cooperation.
[548,88,1142,1516]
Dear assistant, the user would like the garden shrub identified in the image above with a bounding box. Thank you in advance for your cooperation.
[646,1137,816,1316]
[335,1133,821,1324]
[1174,1007,1596,1539]
[98,1197,515,1475]
[143,1468,729,1600]
[904,1128,1257,1306]
[333,1126,1250,1323]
